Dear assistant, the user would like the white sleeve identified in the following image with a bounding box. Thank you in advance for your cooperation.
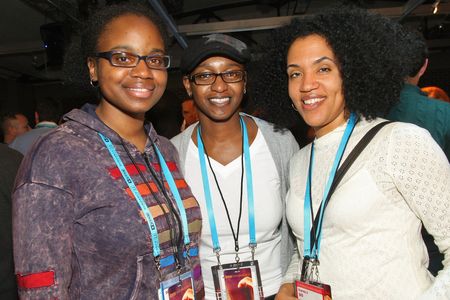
[387,124,450,299]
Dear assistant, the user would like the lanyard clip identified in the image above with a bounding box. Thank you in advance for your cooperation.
[310,258,320,282]
[154,256,163,281]
[154,256,161,271]
[235,252,240,264]
[184,244,192,265]
[214,248,222,266]
[249,243,257,261]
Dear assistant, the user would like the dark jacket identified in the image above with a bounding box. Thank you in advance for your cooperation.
[13,104,204,299]
[0,144,22,300]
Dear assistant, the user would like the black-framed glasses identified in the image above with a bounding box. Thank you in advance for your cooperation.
[95,51,171,70]
[188,70,246,85]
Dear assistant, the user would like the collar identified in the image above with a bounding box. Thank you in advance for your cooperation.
[35,121,58,129]
[402,83,428,97]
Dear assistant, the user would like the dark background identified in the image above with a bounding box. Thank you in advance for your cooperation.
[1,0,449,139]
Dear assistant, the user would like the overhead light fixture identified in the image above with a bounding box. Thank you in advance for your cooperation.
[432,0,440,14]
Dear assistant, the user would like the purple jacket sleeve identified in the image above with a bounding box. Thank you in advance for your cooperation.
[13,182,73,299]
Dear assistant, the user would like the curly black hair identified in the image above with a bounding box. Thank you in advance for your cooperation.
[403,30,428,77]
[250,7,410,129]
[63,2,168,95]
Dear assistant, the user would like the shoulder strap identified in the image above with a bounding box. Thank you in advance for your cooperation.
[325,121,392,206]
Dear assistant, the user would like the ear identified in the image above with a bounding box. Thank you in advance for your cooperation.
[35,111,39,124]
[417,58,428,78]
[87,57,98,82]
[183,76,193,98]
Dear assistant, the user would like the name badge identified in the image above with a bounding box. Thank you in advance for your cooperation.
[211,260,264,300]
[295,280,332,300]
[159,270,195,300]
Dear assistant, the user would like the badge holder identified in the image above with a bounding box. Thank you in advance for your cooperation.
[159,269,195,300]
[295,258,332,300]
[211,248,264,300]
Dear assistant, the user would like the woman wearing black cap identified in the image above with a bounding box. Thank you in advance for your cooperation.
[171,34,299,299]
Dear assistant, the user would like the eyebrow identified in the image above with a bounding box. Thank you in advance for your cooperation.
[287,56,335,69]
[107,46,165,54]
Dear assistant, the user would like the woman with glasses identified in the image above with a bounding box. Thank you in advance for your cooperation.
[171,34,299,300]
[12,3,203,299]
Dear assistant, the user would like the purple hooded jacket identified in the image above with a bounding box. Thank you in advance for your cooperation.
[12,104,204,299]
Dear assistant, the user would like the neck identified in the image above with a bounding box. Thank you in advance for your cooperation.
[405,77,418,86]
[197,113,242,143]
[4,134,14,144]
[195,113,246,165]
[96,101,147,151]
[314,110,349,138]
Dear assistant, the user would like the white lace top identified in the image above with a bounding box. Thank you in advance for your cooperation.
[284,118,450,300]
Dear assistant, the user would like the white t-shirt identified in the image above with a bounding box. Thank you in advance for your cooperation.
[184,129,283,298]
[284,118,450,300]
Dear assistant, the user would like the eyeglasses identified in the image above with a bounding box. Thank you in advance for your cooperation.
[188,70,246,85]
[95,51,171,70]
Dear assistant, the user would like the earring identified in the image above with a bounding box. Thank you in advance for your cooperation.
[291,103,298,111]
[90,79,98,87]
[243,88,247,94]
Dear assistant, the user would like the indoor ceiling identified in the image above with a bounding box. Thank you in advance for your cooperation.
[1,0,449,82]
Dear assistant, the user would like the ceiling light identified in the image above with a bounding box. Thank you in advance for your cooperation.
[433,0,440,14]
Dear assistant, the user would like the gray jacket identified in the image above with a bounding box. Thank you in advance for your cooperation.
[171,113,299,274]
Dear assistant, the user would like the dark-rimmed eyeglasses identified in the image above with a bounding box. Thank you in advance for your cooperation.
[95,51,171,70]
[188,70,246,85]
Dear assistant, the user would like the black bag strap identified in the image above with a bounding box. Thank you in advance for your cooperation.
[325,121,392,205]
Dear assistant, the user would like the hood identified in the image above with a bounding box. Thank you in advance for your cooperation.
[62,103,159,147]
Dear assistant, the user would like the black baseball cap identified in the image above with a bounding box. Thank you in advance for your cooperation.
[180,33,250,74]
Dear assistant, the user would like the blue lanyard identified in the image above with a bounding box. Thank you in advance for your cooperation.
[303,113,357,260]
[197,117,256,254]
[99,133,195,268]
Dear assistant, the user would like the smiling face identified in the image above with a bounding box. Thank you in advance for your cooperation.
[183,56,246,123]
[287,34,347,138]
[88,13,167,119]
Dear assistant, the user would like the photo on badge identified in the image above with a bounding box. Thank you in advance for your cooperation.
[212,261,264,300]
[159,271,195,300]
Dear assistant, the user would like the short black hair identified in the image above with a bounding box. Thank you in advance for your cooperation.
[36,97,63,123]
[63,2,168,93]
[250,7,409,128]
[404,30,428,77]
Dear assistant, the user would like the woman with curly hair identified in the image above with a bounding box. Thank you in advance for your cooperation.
[251,8,450,300]
[12,3,203,299]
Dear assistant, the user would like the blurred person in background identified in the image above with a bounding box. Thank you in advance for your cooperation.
[421,86,450,103]
[180,98,198,132]
[0,144,22,300]
[10,97,63,155]
[1,113,30,144]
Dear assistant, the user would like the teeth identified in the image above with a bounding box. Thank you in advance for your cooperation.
[303,97,323,105]
[129,88,150,92]
[210,97,230,104]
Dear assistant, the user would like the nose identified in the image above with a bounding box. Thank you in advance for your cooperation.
[211,74,228,92]
[300,71,319,92]
[129,59,154,79]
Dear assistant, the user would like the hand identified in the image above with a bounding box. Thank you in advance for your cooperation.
[275,283,297,300]
[182,288,194,300]
[237,276,253,289]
